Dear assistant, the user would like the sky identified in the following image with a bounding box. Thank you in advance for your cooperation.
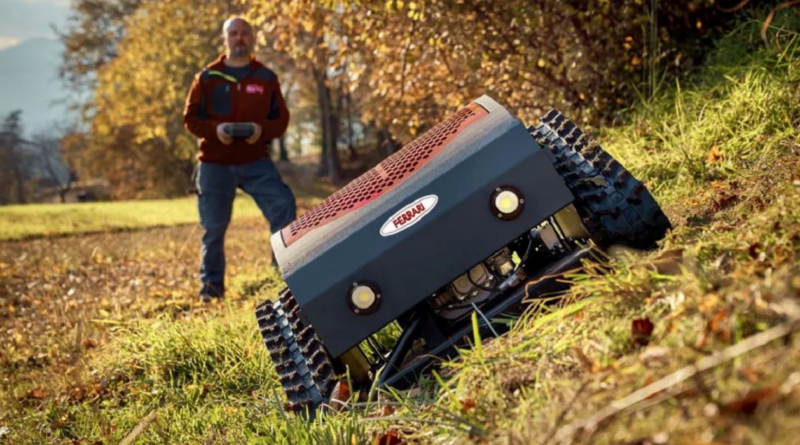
[0,0,71,50]
[0,0,74,135]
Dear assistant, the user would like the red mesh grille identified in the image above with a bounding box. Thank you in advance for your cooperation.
[281,102,488,247]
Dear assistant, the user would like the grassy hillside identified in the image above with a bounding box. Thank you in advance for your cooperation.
[2,12,800,445]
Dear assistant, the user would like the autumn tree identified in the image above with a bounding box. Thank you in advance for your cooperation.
[72,0,252,198]
[56,0,732,198]
[28,128,70,188]
[59,0,333,196]
[331,0,727,142]
[248,0,726,159]
[247,0,352,181]
[56,0,146,118]
[0,110,28,204]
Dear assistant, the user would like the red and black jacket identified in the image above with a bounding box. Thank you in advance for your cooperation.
[183,54,290,165]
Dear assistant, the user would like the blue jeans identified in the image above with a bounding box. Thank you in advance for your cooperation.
[195,157,296,296]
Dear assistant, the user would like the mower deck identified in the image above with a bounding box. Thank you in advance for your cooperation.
[377,245,592,389]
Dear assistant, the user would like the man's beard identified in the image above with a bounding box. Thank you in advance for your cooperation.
[232,44,250,57]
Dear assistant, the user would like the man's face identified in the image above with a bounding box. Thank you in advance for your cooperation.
[224,19,254,57]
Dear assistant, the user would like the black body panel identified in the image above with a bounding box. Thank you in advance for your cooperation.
[271,95,575,357]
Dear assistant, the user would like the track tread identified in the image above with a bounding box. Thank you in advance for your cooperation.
[256,288,338,415]
[533,110,672,250]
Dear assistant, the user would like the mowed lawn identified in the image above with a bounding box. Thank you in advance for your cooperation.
[0,161,333,241]
[0,186,335,241]
[0,196,263,241]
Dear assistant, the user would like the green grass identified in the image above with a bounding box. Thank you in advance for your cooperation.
[0,162,333,241]
[3,10,800,445]
[596,19,800,208]
[0,196,264,241]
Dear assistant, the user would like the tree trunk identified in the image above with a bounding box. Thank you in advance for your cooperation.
[13,164,26,204]
[345,90,357,160]
[277,75,294,164]
[314,68,340,182]
[314,68,328,177]
[279,136,289,162]
[327,85,341,182]
[383,129,398,157]
[374,123,384,153]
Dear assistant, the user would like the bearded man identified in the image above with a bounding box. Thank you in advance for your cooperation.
[183,16,296,302]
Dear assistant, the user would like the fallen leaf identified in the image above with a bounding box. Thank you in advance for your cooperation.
[632,317,655,346]
[708,309,729,336]
[405,387,423,398]
[710,180,729,190]
[711,192,739,213]
[721,386,777,416]
[698,293,721,313]
[697,308,730,348]
[712,252,735,274]
[500,365,538,393]
[710,221,737,232]
[328,381,350,412]
[748,242,763,259]
[27,389,46,400]
[374,430,405,445]
[739,367,760,384]
[653,248,683,275]
[707,146,723,164]
[70,387,86,402]
[573,345,597,372]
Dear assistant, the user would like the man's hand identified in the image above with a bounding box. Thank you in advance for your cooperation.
[245,123,262,144]
[216,123,233,145]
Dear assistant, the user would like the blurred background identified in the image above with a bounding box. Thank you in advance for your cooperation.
[0,0,788,204]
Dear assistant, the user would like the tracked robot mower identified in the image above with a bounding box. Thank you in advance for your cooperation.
[255,95,672,415]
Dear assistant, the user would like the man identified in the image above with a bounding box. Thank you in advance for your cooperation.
[183,16,296,302]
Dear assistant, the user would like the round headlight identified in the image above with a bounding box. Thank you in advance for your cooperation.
[347,281,382,315]
[495,190,520,214]
[490,186,525,220]
[351,285,376,310]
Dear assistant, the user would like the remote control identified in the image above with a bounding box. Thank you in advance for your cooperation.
[223,123,257,139]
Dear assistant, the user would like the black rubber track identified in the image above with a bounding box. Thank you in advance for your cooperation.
[530,110,672,250]
[256,288,337,415]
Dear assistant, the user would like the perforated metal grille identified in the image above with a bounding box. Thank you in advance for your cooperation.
[282,102,487,246]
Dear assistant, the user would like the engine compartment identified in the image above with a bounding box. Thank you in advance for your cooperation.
[428,205,586,321]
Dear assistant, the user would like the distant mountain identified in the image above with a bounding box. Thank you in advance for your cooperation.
[0,37,77,136]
